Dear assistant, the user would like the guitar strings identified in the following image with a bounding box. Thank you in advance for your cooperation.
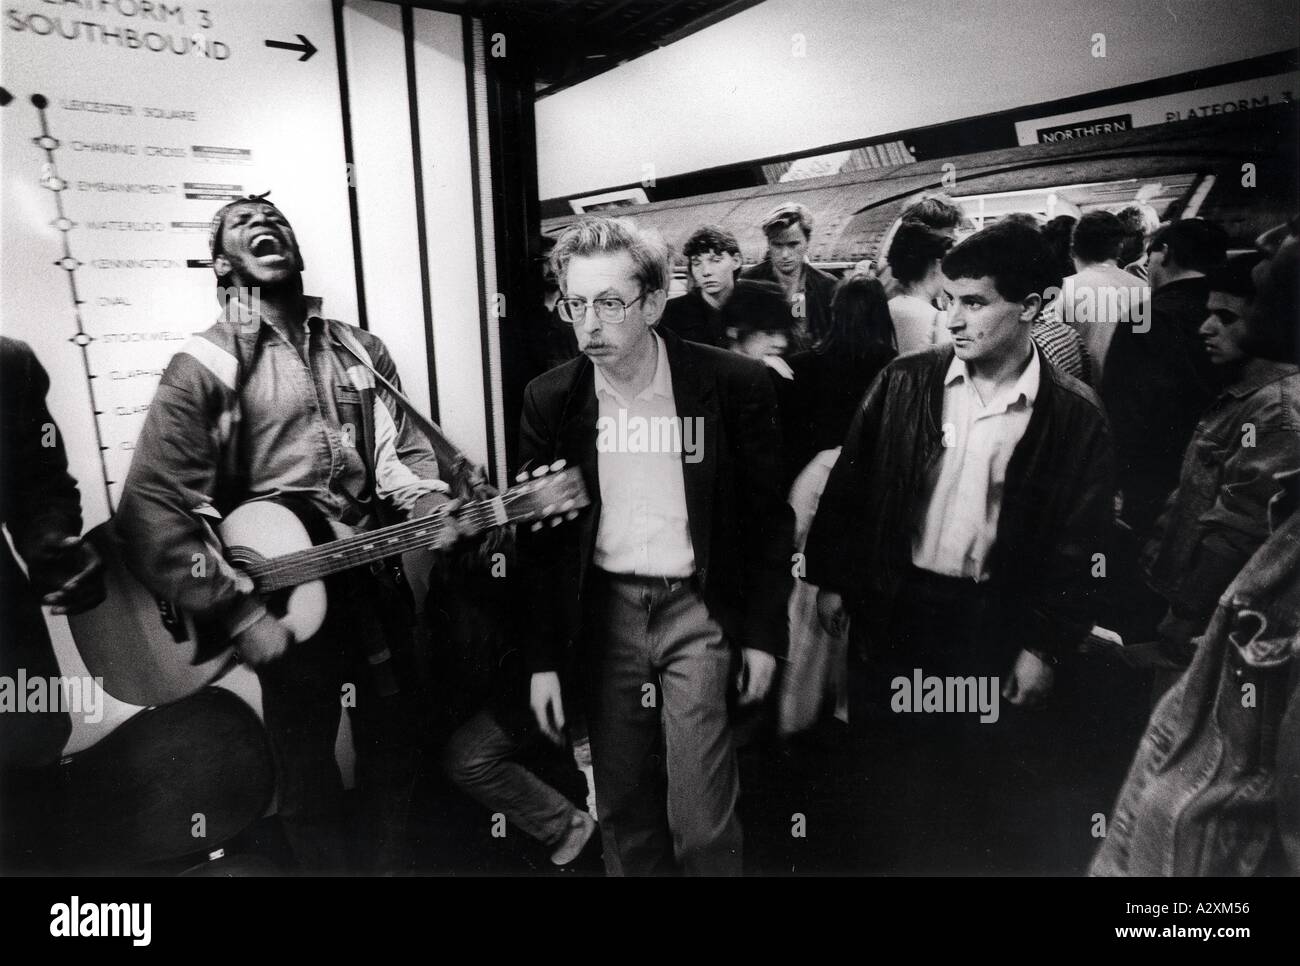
[235,480,578,590]
[243,477,581,585]
[245,505,499,589]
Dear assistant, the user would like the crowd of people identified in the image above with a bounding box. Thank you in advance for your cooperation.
[2,189,1297,877]
[514,194,1299,874]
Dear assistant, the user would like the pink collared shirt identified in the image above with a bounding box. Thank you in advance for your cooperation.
[911,346,1041,581]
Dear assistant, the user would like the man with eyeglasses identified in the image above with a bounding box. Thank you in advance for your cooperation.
[515,216,793,875]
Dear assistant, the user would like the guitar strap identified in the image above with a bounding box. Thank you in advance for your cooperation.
[330,322,489,705]
[330,321,487,494]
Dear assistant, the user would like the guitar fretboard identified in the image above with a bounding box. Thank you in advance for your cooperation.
[228,498,508,591]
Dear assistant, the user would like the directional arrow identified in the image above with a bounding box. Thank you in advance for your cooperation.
[265,34,317,62]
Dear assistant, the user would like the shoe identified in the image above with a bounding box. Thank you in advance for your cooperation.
[550,810,596,866]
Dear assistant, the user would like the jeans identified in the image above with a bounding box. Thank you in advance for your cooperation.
[583,570,742,876]
[442,708,577,847]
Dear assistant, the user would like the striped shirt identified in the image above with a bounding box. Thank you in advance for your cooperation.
[1032,313,1092,385]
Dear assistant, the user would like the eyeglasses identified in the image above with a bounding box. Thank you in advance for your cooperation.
[556,292,646,325]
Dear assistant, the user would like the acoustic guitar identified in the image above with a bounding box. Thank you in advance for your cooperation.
[69,465,588,707]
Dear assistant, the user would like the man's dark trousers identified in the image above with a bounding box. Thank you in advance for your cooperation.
[863,568,1075,874]
[256,569,424,873]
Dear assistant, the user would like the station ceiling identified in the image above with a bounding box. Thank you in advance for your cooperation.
[409,0,763,94]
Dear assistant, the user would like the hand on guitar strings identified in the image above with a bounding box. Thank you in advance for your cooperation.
[413,490,470,550]
[449,463,517,571]
[233,610,294,668]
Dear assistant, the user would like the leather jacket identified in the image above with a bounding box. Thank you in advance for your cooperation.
[804,343,1116,660]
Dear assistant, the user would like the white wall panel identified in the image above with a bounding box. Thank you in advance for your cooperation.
[411,7,490,471]
[343,0,431,417]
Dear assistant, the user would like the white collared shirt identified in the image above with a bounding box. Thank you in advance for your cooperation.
[911,346,1041,581]
[592,331,696,577]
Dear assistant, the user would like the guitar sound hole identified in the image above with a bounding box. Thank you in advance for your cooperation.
[264,588,292,620]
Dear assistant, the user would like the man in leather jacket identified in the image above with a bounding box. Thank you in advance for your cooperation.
[805,220,1115,872]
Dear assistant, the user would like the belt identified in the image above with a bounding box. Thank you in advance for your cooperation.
[593,568,697,594]
[899,565,991,604]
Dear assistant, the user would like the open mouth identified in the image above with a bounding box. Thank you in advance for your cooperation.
[250,233,284,259]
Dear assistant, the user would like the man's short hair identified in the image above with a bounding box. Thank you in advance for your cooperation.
[1243,226,1299,363]
[942,220,1056,302]
[1115,203,1160,266]
[899,193,965,232]
[1207,251,1264,299]
[1071,210,1127,265]
[683,224,741,261]
[1148,218,1229,275]
[760,202,814,240]
[1042,215,1078,284]
[887,222,954,285]
[1116,202,1160,238]
[1000,211,1043,230]
[550,216,671,294]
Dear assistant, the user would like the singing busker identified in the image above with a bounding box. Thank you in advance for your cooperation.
[116,194,484,872]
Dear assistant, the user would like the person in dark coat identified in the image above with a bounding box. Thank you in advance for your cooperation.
[0,337,105,870]
[775,275,897,489]
[1101,218,1229,543]
[518,216,793,875]
[740,202,837,352]
[660,224,743,347]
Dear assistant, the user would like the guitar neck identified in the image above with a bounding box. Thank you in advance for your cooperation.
[244,497,506,592]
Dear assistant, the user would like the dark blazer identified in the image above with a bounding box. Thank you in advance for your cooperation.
[1100,276,1222,539]
[516,327,794,677]
[659,289,725,347]
[740,257,838,350]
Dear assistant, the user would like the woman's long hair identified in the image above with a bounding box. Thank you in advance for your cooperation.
[822,274,898,358]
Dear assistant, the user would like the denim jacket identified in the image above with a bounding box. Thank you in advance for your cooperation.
[1143,359,1300,640]
[1091,468,1300,876]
